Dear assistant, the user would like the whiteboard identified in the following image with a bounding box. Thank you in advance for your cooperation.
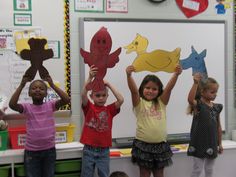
[79,18,226,139]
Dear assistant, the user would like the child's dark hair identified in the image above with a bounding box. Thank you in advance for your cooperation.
[110,171,129,177]
[139,74,163,103]
[187,77,218,115]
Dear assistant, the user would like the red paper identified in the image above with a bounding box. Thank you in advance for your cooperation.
[175,0,208,18]
[80,27,121,92]
[109,151,121,157]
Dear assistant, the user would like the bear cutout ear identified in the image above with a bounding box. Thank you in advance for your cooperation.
[27,38,35,49]
[41,39,47,46]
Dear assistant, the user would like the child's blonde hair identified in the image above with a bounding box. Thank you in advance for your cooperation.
[110,171,129,177]
[187,77,218,115]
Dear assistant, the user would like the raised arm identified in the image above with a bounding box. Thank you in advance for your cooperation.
[9,75,30,113]
[104,81,124,109]
[188,73,202,106]
[126,65,140,107]
[160,64,182,105]
[45,76,70,110]
[81,65,98,106]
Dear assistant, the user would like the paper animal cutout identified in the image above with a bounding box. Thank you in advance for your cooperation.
[175,0,208,18]
[80,27,121,92]
[20,38,54,80]
[14,30,43,54]
[180,46,208,80]
[124,34,181,73]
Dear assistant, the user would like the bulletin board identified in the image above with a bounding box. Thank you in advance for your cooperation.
[0,0,71,112]
[79,18,226,139]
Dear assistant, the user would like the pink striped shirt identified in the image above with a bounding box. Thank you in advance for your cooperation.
[22,101,57,151]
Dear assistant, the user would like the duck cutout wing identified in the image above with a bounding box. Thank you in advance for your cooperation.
[80,27,121,91]
[124,34,180,73]
[180,46,208,81]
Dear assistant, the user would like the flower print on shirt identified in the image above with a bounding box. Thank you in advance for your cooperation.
[86,110,109,132]
[140,104,162,120]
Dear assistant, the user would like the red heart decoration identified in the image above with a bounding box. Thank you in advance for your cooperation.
[176,0,208,18]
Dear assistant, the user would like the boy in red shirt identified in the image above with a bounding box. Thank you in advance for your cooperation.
[80,65,124,177]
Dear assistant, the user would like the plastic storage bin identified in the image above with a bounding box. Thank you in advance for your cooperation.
[14,164,25,177]
[55,124,75,143]
[15,160,81,177]
[0,130,8,151]
[0,165,11,177]
[55,159,81,173]
[8,127,26,149]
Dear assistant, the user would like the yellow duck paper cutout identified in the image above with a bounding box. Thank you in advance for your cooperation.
[124,34,181,73]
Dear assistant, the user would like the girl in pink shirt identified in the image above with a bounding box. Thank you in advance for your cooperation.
[9,75,70,177]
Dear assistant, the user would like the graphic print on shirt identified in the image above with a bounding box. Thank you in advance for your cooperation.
[86,110,109,132]
[140,104,162,119]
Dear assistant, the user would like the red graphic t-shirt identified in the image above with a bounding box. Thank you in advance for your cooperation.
[80,100,120,147]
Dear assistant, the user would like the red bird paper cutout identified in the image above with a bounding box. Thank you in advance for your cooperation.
[80,27,121,92]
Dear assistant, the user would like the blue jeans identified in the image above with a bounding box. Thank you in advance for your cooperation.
[24,147,56,177]
[81,145,110,177]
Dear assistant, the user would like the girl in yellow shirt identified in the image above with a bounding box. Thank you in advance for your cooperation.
[126,64,182,177]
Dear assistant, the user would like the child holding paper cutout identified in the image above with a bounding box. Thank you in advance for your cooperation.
[187,73,223,177]
[126,64,182,177]
[80,65,124,177]
[8,75,70,177]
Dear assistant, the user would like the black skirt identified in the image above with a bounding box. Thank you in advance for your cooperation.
[131,139,173,169]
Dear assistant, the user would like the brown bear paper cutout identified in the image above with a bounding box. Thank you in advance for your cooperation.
[20,38,54,80]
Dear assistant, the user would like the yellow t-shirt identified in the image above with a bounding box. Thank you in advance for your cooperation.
[134,98,167,143]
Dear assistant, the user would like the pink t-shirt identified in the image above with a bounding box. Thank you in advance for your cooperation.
[22,101,57,151]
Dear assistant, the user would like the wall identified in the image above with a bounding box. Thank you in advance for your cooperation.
[0,0,70,124]
[0,1,235,140]
[70,0,234,140]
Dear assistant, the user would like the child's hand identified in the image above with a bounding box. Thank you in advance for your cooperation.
[89,65,98,79]
[126,65,135,76]
[193,73,202,84]
[174,64,182,75]
[218,144,223,154]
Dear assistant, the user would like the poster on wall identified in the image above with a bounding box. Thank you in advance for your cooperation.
[74,0,104,12]
[14,13,32,26]
[13,0,32,11]
[0,29,15,51]
[0,0,71,111]
[106,0,128,13]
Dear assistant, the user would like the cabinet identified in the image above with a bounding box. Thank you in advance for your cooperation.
[0,142,83,177]
[2,141,236,177]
